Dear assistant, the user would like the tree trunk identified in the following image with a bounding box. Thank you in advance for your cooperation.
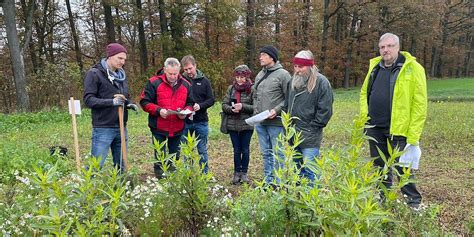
[66,0,84,74]
[136,0,148,73]
[46,2,55,63]
[204,0,211,51]
[464,32,472,77]
[246,0,256,72]
[435,6,450,78]
[34,0,50,70]
[158,0,167,34]
[103,1,116,43]
[320,0,330,72]
[409,34,417,57]
[430,46,438,77]
[158,0,168,57]
[20,0,39,73]
[89,2,100,59]
[215,17,220,55]
[149,0,156,66]
[170,0,185,56]
[274,0,280,47]
[379,4,389,35]
[343,8,359,89]
[301,0,310,47]
[334,12,343,42]
[116,7,122,42]
[2,0,30,112]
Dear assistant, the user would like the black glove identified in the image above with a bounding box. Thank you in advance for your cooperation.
[127,103,139,111]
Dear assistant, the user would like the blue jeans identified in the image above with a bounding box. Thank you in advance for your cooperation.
[182,121,209,173]
[255,124,284,183]
[91,127,127,171]
[229,130,253,173]
[295,147,320,182]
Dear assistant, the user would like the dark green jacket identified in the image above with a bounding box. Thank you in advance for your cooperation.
[222,85,254,132]
[285,73,334,148]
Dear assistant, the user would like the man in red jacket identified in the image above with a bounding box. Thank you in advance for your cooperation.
[140,57,194,178]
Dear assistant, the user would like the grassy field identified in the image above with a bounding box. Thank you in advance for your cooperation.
[1,77,473,234]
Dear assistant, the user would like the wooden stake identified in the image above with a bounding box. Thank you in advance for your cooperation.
[118,106,129,171]
[70,97,81,172]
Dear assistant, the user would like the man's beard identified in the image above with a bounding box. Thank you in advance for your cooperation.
[292,72,309,90]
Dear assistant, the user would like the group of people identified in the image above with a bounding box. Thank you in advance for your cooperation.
[221,46,334,185]
[83,32,427,209]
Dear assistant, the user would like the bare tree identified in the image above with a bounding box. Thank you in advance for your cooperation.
[158,0,168,57]
[320,0,344,72]
[169,0,185,57]
[204,0,211,51]
[246,0,256,72]
[274,0,280,47]
[66,0,83,74]
[301,0,311,48]
[103,1,116,43]
[136,0,148,72]
[2,0,34,111]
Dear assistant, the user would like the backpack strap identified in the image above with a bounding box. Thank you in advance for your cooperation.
[254,68,281,91]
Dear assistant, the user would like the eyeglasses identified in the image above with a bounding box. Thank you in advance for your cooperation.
[379,44,397,50]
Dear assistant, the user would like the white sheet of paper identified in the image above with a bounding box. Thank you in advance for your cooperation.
[245,110,271,126]
[167,109,193,115]
[399,145,421,170]
[68,100,81,115]
[178,109,193,115]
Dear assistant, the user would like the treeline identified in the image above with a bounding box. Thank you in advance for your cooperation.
[0,0,472,113]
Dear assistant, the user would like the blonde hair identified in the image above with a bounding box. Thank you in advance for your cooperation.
[292,50,319,93]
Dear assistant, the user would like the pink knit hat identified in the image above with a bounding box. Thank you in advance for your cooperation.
[106,43,127,58]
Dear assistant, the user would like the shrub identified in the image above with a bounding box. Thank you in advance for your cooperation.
[137,133,232,235]
[0,159,132,236]
[222,112,446,235]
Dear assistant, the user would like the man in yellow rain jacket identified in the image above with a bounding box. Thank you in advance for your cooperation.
[360,33,427,209]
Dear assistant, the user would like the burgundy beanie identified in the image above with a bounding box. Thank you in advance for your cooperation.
[106,43,127,58]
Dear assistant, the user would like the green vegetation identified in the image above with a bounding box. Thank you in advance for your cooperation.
[427,78,474,101]
[0,78,472,235]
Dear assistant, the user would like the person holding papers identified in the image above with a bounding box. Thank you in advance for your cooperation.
[222,65,254,184]
[360,33,427,210]
[140,57,194,178]
[252,45,291,184]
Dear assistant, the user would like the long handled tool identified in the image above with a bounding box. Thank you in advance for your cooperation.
[118,104,129,171]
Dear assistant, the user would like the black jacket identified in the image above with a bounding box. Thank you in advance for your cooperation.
[83,62,131,128]
[285,73,334,148]
[183,69,215,123]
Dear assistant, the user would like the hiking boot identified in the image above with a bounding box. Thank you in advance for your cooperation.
[231,172,241,185]
[154,169,165,179]
[240,172,250,184]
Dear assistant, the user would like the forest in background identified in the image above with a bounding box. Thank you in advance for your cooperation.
[0,0,472,113]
